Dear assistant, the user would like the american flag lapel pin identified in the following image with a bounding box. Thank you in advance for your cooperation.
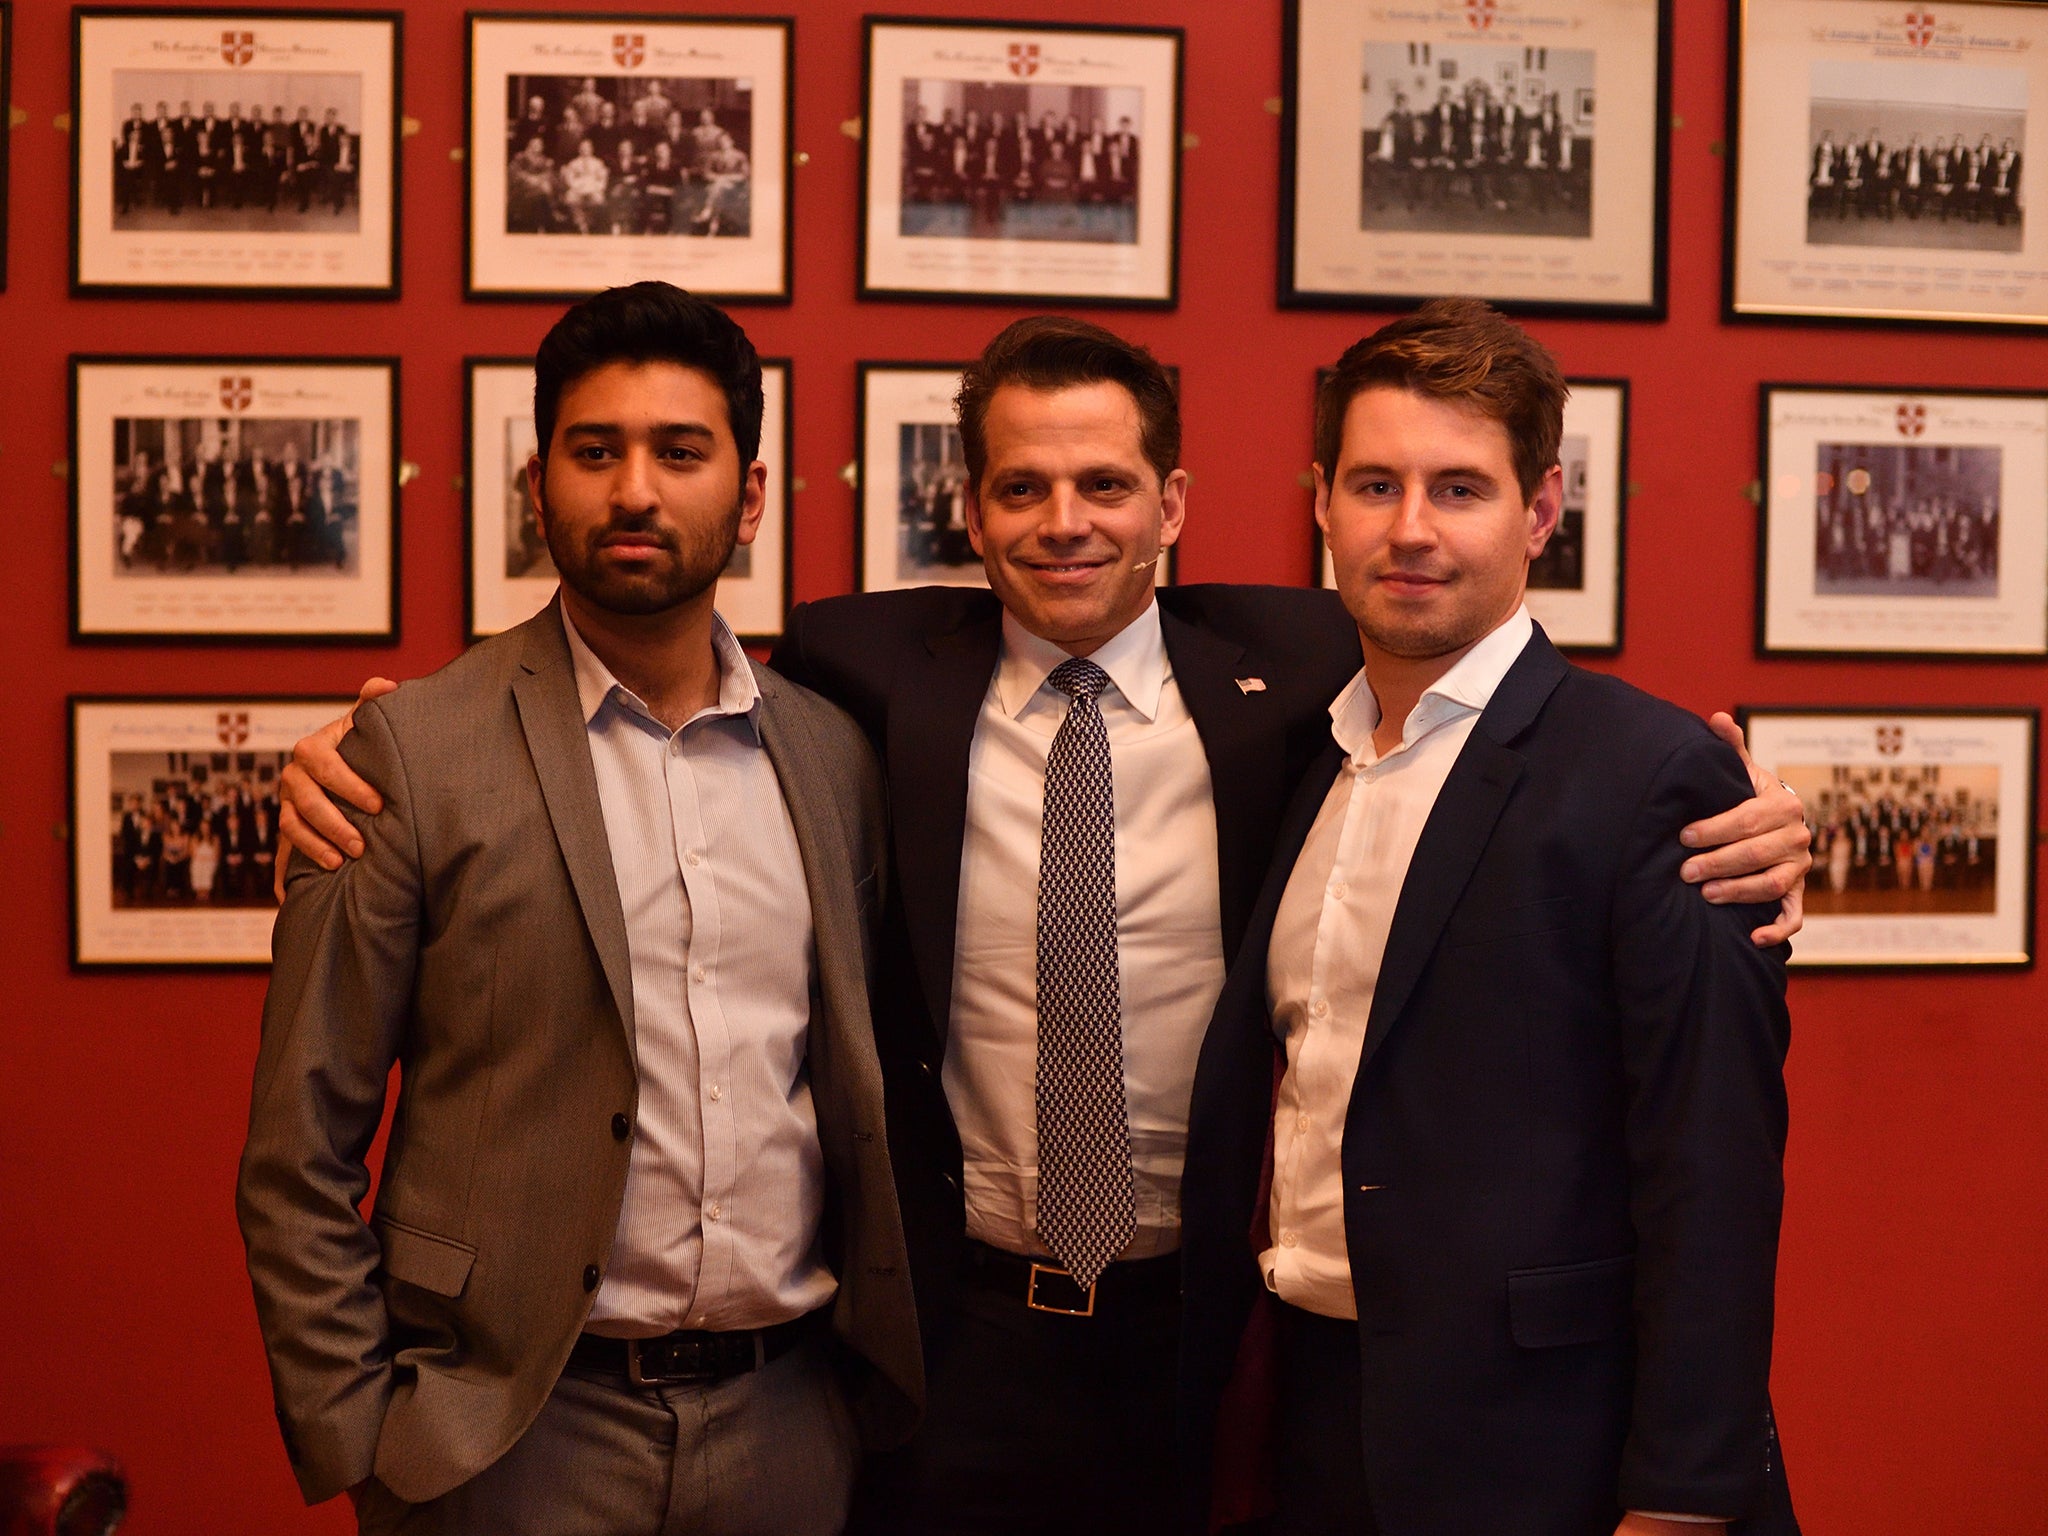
[1235,677,1267,694]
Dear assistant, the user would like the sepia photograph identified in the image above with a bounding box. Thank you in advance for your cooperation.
[71,696,355,967]
[1804,58,2024,254]
[72,10,399,297]
[465,357,790,641]
[72,357,397,642]
[897,80,1142,245]
[1758,385,2045,657]
[468,16,790,301]
[861,20,1181,306]
[1739,707,2038,968]
[1284,0,1667,316]
[1359,42,1594,241]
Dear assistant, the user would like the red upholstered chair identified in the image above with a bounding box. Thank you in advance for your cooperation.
[0,1447,127,1536]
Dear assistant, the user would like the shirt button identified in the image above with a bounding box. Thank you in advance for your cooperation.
[708,1083,723,1102]
[1296,1113,1311,1133]
[685,850,702,867]
[1329,882,1348,901]
[691,964,707,984]
[582,1264,600,1291]
[611,1112,630,1141]
[705,1201,723,1221]
[1280,1230,1299,1249]
[1312,998,1330,1018]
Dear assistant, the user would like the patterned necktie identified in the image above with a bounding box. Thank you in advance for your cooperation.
[1034,658,1136,1288]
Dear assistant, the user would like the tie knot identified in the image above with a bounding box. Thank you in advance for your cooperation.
[1047,658,1110,705]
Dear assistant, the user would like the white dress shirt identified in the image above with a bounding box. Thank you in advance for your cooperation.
[1263,607,1534,1319]
[946,602,1225,1260]
[563,609,837,1336]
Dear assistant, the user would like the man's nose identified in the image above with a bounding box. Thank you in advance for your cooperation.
[1040,483,1092,540]
[611,446,660,510]
[1389,485,1436,547]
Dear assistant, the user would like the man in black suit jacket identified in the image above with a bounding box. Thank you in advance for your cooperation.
[1181,300,1796,1536]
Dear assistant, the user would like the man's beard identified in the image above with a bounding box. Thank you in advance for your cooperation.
[546,496,742,617]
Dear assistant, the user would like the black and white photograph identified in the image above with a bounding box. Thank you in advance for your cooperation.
[1758,385,2046,657]
[70,697,354,967]
[1359,43,1593,241]
[1804,58,2024,254]
[1284,0,1667,315]
[468,16,790,301]
[1729,0,2048,326]
[464,357,790,641]
[859,362,1174,593]
[862,20,1181,305]
[896,80,1143,245]
[72,10,399,297]
[1314,373,1625,650]
[72,357,398,642]
[1739,707,2038,968]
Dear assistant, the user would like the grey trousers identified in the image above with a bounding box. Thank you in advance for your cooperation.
[357,1338,859,1536]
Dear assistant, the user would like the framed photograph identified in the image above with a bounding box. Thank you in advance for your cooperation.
[72,7,401,299]
[856,361,1177,594]
[70,695,356,968]
[859,18,1182,307]
[1280,0,1670,316]
[1739,706,2038,969]
[1757,385,2046,658]
[467,13,791,302]
[464,356,791,643]
[71,355,399,644]
[1727,0,2045,327]
[1314,373,1628,651]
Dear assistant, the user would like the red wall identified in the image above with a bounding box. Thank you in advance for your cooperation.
[3,2,2043,1531]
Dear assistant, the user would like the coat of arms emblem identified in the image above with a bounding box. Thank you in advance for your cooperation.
[1896,402,1927,437]
[217,711,252,748]
[220,377,253,412]
[613,33,645,69]
[222,31,255,67]
[1008,43,1041,78]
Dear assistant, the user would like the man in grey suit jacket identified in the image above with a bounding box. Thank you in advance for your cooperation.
[237,284,920,1535]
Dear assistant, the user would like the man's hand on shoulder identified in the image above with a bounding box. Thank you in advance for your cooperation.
[273,676,400,901]
[1678,712,1810,949]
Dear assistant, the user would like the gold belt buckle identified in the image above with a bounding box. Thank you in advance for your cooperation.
[1025,1261,1097,1317]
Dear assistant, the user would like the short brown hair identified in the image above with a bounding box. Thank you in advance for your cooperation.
[1313,297,1568,500]
[954,316,1180,488]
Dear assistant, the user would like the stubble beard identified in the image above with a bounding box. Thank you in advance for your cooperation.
[547,496,742,618]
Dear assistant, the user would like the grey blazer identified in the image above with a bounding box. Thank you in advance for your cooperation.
[236,602,922,1506]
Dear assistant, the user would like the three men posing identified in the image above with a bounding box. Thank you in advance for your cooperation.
[247,285,1807,1534]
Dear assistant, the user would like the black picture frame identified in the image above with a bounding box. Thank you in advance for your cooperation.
[464,11,795,304]
[462,354,794,644]
[70,353,402,645]
[1278,0,1671,318]
[1754,382,2048,660]
[71,6,403,300]
[1736,704,2039,971]
[858,15,1184,308]
[69,693,358,970]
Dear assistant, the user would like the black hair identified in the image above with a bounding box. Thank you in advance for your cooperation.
[532,281,764,464]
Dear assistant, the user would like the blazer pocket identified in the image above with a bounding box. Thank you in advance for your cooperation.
[374,1216,478,1300]
[1442,894,1574,950]
[1507,1253,1633,1349]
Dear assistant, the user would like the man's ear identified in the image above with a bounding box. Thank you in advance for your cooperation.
[1525,462,1564,560]
[524,453,548,540]
[964,479,986,558]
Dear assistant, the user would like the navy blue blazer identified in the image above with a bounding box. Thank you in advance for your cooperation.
[1180,627,1798,1535]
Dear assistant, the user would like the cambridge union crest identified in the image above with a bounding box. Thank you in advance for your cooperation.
[217,712,251,748]
[1903,8,1936,49]
[1875,724,1905,756]
[222,31,255,66]
[1466,0,1499,32]
[1008,43,1040,78]
[613,33,645,68]
[220,377,253,412]
[1896,402,1927,437]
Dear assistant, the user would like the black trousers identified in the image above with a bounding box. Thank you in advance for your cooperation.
[848,1245,1180,1536]
[1271,1302,1378,1536]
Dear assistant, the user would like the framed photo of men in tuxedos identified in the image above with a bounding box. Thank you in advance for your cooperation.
[463,356,791,642]
[1313,371,1629,651]
[1739,706,2038,968]
[1281,0,1671,317]
[859,18,1183,307]
[71,8,400,298]
[1727,0,2046,327]
[467,13,792,302]
[70,355,399,643]
[69,695,355,968]
[855,360,1178,593]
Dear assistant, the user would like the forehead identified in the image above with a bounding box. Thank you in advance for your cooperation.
[1337,385,1515,471]
[980,380,1147,463]
[554,360,733,439]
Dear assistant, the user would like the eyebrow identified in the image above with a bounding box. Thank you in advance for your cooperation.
[560,420,718,441]
[1345,461,1501,486]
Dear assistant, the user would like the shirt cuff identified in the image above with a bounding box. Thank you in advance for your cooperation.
[1629,1515,1729,1526]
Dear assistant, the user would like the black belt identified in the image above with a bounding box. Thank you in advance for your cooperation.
[964,1241,1180,1318]
[569,1310,822,1387]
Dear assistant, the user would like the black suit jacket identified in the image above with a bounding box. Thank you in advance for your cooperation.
[770,585,1361,1322]
[1181,628,1797,1536]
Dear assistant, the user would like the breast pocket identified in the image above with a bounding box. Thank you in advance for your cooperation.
[1441,893,1574,950]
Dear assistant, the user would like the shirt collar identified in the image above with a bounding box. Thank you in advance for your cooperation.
[559,603,762,740]
[1328,604,1534,761]
[994,599,1166,722]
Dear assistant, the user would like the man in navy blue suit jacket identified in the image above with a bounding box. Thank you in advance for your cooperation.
[1181,300,1798,1536]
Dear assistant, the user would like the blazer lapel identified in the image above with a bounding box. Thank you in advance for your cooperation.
[509,603,637,1053]
[1161,609,1274,960]
[887,605,1003,1050]
[1356,629,1569,1079]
